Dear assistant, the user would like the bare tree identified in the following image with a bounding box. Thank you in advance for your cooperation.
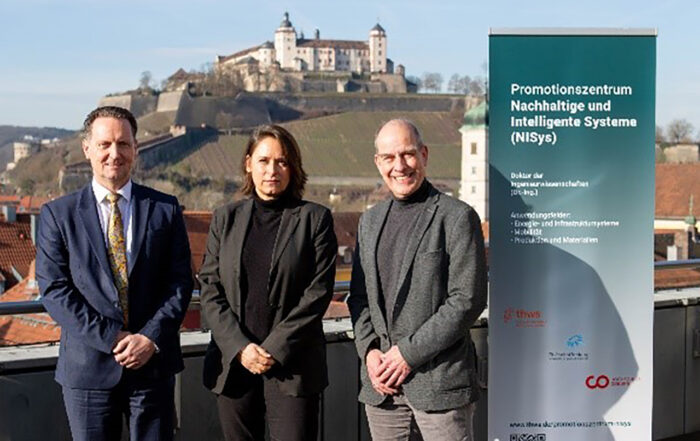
[200,65,244,96]
[421,72,443,93]
[667,119,695,144]
[655,125,666,144]
[468,77,485,96]
[447,74,471,94]
[139,71,153,90]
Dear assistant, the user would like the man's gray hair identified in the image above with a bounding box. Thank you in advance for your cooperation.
[81,106,138,141]
[373,118,425,151]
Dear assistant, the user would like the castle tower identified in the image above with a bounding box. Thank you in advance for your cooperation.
[459,100,489,221]
[274,12,297,70]
[369,23,387,73]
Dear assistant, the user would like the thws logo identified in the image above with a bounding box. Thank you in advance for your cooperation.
[585,374,638,389]
[503,307,546,328]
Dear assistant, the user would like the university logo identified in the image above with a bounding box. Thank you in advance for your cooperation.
[586,374,638,389]
[566,334,583,348]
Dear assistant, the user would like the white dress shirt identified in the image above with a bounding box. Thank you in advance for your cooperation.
[91,178,134,266]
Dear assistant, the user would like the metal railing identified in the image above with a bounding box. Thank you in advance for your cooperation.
[0,280,353,317]
[2,258,699,317]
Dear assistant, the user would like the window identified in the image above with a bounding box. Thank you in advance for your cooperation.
[471,186,477,194]
[471,142,477,155]
[471,167,476,175]
[378,50,382,55]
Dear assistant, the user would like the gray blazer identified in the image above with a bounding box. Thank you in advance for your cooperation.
[348,184,487,411]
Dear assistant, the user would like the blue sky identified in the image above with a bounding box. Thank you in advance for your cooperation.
[1,0,698,131]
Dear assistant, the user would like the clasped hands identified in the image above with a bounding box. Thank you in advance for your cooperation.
[237,343,276,375]
[112,331,156,370]
[366,345,411,396]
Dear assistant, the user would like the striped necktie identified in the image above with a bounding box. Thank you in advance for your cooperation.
[106,193,129,325]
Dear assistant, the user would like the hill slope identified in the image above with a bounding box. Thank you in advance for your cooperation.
[174,111,462,180]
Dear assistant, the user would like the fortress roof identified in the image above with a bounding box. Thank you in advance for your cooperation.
[297,39,368,50]
[218,45,261,64]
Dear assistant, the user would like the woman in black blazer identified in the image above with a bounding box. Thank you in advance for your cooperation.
[199,125,337,441]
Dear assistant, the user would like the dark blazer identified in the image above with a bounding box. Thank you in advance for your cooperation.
[200,198,337,396]
[348,184,487,411]
[36,183,193,389]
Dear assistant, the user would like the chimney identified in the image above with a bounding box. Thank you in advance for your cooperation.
[2,205,16,223]
[315,29,320,40]
[674,230,691,260]
[667,245,680,261]
[31,214,38,245]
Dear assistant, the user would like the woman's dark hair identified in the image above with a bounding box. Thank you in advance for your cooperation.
[240,124,307,200]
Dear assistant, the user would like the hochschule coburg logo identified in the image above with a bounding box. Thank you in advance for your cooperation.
[585,374,638,389]
[503,307,546,328]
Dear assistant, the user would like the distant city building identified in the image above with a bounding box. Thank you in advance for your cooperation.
[662,143,699,163]
[7,138,41,171]
[216,12,392,74]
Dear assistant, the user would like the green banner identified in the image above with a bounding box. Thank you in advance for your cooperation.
[489,30,655,441]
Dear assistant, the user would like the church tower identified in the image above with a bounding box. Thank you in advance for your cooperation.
[459,100,489,222]
[274,12,297,69]
[369,24,387,73]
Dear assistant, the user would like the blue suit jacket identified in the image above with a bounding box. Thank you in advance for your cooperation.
[36,183,193,389]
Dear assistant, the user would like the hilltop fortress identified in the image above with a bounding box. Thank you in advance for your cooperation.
[219,12,392,75]
[174,12,412,94]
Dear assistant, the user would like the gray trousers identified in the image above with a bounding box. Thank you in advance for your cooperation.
[364,393,475,441]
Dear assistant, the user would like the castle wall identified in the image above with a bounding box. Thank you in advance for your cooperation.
[136,127,218,170]
[258,92,465,114]
[98,95,157,118]
[157,90,187,112]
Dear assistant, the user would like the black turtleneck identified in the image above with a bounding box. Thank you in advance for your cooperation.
[376,179,431,324]
[241,193,288,343]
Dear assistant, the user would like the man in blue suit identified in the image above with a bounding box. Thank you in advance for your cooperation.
[36,106,193,441]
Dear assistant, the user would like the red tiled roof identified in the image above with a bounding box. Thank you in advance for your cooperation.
[656,163,700,218]
[655,267,700,290]
[0,196,20,204]
[0,220,36,288]
[219,45,261,64]
[0,274,60,347]
[19,196,50,212]
[183,211,212,278]
[323,300,349,319]
[0,316,61,346]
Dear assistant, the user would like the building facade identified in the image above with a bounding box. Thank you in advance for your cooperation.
[216,12,391,74]
[459,100,489,222]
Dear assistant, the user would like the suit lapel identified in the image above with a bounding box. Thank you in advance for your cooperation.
[76,185,114,289]
[128,184,152,275]
[229,199,254,307]
[270,203,301,270]
[367,199,392,334]
[389,191,439,324]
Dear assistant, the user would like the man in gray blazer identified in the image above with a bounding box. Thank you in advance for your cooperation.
[348,119,487,441]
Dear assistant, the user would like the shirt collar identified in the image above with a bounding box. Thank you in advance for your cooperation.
[91,178,132,204]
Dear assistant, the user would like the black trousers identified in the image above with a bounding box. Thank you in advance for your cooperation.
[217,365,320,441]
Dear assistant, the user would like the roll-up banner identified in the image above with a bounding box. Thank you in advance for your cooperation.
[488,29,656,441]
